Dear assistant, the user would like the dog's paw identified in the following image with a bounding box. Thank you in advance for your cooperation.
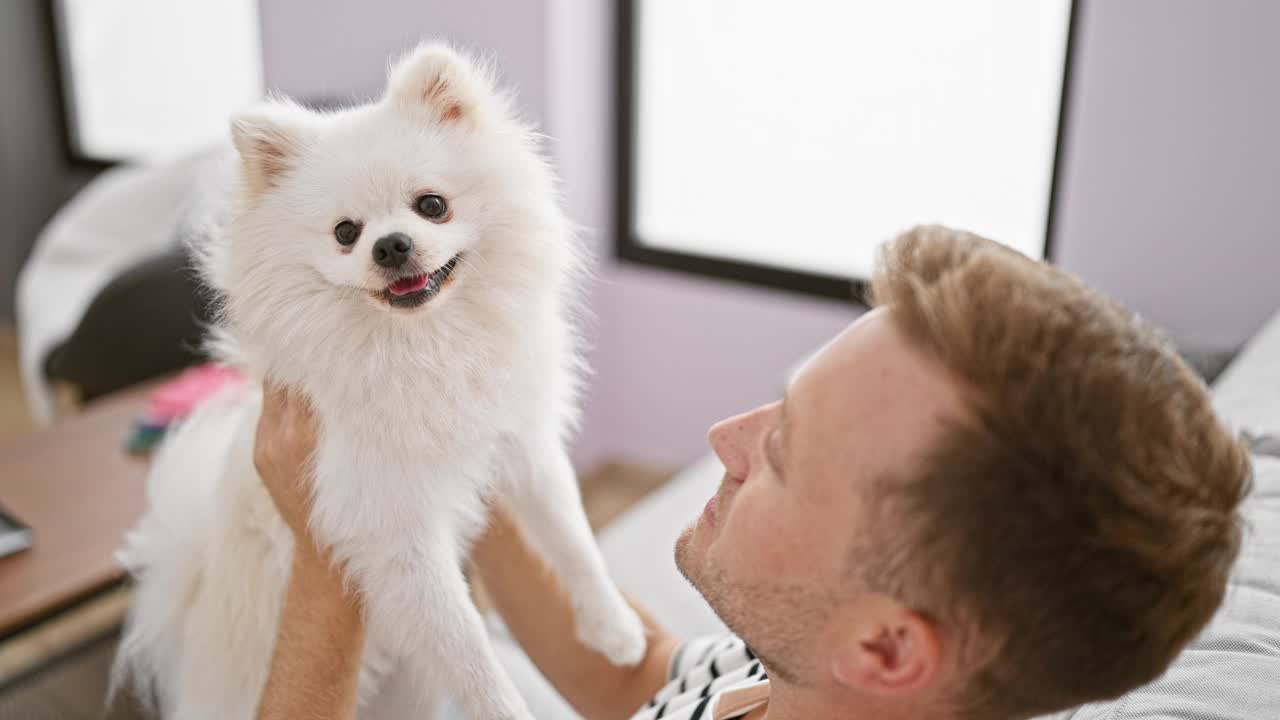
[575,599,648,667]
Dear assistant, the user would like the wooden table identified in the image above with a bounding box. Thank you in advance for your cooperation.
[0,383,153,638]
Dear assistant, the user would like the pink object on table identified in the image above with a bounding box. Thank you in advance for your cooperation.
[144,363,245,425]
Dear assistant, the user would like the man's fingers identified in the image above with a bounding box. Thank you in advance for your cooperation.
[285,390,316,427]
[260,382,320,446]
[262,382,287,415]
[263,381,308,424]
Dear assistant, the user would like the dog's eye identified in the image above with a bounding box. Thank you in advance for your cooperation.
[414,194,449,222]
[334,220,361,246]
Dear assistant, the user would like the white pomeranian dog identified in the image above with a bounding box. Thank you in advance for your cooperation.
[113,43,646,720]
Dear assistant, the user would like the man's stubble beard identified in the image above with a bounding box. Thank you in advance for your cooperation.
[674,523,828,686]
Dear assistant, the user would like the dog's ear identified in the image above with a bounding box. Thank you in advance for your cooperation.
[386,43,490,125]
[230,102,315,196]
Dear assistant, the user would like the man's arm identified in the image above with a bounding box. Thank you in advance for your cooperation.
[253,386,366,720]
[256,542,365,720]
[471,504,683,720]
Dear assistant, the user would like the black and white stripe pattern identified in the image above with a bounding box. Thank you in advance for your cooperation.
[630,635,769,720]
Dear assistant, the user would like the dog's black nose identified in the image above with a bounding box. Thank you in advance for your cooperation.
[372,233,414,268]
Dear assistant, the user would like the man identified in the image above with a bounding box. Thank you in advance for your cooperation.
[253,226,1251,720]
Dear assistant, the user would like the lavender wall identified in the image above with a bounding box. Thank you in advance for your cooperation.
[260,0,1280,472]
[1054,0,1280,349]
[258,0,548,122]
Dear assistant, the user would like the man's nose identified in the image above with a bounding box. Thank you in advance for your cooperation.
[708,407,768,480]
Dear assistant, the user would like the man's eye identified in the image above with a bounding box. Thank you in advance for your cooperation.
[766,429,783,473]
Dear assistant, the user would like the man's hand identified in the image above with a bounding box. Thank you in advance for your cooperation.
[254,383,320,545]
[253,382,366,720]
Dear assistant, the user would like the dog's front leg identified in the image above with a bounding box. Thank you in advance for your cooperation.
[360,543,532,720]
[502,436,647,667]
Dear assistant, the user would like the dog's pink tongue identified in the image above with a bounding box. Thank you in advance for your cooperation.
[388,274,429,296]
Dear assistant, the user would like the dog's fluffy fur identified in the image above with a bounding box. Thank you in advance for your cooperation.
[113,44,646,720]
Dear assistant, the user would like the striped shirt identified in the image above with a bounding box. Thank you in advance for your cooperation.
[630,635,771,720]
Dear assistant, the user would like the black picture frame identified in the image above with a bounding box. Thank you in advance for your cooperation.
[615,0,1079,302]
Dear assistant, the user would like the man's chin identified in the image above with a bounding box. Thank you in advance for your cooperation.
[675,521,808,687]
[674,522,701,586]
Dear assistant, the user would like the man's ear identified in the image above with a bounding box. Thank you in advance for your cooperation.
[829,596,942,696]
[230,101,315,197]
[385,42,491,125]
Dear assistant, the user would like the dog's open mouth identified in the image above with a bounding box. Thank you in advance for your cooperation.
[379,254,461,309]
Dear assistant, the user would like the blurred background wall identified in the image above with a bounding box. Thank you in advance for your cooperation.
[560,0,1280,470]
[339,0,1279,470]
[258,0,550,122]
[4,0,1278,470]
[0,2,90,321]
[1053,0,1280,351]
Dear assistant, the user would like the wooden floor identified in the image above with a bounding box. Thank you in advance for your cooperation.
[0,631,146,720]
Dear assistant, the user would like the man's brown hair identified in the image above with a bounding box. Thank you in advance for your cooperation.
[866,225,1252,719]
